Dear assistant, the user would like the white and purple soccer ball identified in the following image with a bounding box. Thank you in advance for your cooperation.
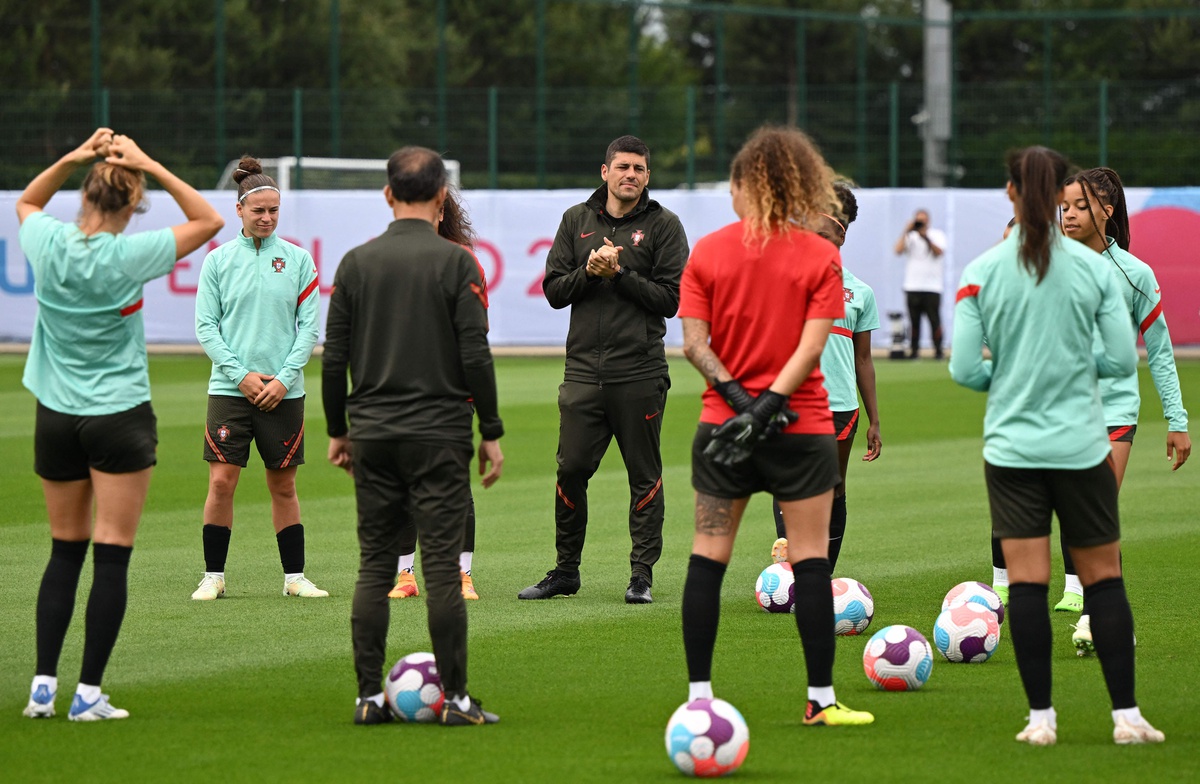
[755,563,795,614]
[862,624,933,691]
[934,603,1001,663]
[832,578,874,636]
[665,698,750,778]
[384,652,445,722]
[942,581,1005,625]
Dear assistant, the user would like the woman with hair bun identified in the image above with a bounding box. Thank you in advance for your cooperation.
[191,156,326,601]
[19,128,224,720]
[677,125,874,727]
[951,146,1162,746]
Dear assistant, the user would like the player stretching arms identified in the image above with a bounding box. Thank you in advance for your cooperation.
[770,183,882,571]
[1058,167,1190,653]
[390,189,486,602]
[951,146,1163,745]
[679,125,873,727]
[20,130,223,719]
[192,156,327,600]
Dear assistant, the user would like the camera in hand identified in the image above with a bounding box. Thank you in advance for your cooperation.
[912,220,926,231]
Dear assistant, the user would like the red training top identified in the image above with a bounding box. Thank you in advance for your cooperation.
[678,219,844,435]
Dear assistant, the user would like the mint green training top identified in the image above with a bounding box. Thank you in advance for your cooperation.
[949,227,1137,469]
[19,212,176,415]
[195,231,320,398]
[821,267,880,412]
[1094,238,1188,432]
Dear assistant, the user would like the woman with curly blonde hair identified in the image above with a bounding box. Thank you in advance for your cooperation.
[676,126,873,727]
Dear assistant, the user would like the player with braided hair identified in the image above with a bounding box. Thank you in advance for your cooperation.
[678,125,873,727]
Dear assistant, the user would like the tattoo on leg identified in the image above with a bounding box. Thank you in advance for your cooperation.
[696,493,734,536]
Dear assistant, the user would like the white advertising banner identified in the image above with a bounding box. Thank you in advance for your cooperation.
[2,187,1197,346]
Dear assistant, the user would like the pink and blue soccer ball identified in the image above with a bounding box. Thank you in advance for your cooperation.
[755,563,795,613]
[832,578,874,635]
[934,602,1001,663]
[384,652,445,722]
[665,698,750,778]
[942,581,1005,625]
[862,625,933,691]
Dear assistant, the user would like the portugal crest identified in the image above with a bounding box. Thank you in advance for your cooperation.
[631,229,645,246]
[843,288,855,303]
[216,425,230,442]
[272,258,286,272]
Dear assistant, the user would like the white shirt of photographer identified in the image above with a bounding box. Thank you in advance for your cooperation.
[901,228,948,293]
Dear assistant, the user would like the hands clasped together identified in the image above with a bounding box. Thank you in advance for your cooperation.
[586,237,624,279]
[704,380,798,467]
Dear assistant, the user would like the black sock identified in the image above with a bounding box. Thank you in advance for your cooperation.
[202,524,232,573]
[828,494,847,570]
[1008,582,1052,710]
[35,539,90,677]
[79,543,132,686]
[682,555,726,682]
[276,524,305,574]
[792,558,835,689]
[991,537,1006,569]
[772,499,785,540]
[1085,577,1137,710]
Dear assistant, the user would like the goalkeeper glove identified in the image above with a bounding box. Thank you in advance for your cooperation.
[703,390,791,467]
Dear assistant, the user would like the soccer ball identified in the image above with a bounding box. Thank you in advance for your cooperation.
[933,603,1001,663]
[832,578,874,635]
[384,652,445,722]
[862,625,933,691]
[942,581,1005,625]
[665,698,750,778]
[755,563,795,613]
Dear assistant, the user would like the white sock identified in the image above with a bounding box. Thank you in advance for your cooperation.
[32,675,57,695]
[1113,706,1143,725]
[1064,574,1083,596]
[398,553,415,574]
[1029,706,1057,728]
[993,567,1008,588]
[808,686,836,707]
[284,572,304,583]
[459,551,473,575]
[688,681,713,701]
[451,693,471,710]
[76,683,102,704]
[205,571,225,580]
[356,692,385,708]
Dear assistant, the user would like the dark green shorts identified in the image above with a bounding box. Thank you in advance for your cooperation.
[984,458,1120,547]
[692,424,839,502]
[35,401,158,480]
[203,395,305,469]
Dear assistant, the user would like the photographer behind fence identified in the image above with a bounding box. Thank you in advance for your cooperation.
[894,209,947,359]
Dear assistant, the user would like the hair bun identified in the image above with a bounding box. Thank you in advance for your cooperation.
[232,156,263,184]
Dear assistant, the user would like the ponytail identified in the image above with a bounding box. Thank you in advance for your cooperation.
[1006,146,1070,283]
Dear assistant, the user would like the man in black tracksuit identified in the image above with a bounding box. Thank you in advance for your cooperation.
[323,146,504,726]
[518,135,689,605]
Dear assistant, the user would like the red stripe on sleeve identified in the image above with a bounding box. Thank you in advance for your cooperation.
[119,299,144,317]
[297,279,319,306]
[830,326,854,338]
[956,285,980,303]
[1139,302,1163,336]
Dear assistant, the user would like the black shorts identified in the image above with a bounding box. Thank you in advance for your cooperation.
[35,401,158,481]
[691,424,839,502]
[1108,425,1137,444]
[833,409,860,442]
[203,395,305,469]
[984,458,1120,547]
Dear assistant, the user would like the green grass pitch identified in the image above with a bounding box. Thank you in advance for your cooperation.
[0,354,1196,782]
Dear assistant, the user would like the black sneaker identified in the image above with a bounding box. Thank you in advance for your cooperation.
[625,576,653,604]
[439,696,499,726]
[353,698,394,725]
[517,569,581,600]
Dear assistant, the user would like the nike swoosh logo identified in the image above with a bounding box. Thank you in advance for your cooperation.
[580,231,596,239]
[645,411,660,420]
[1154,287,1161,294]
[283,433,297,447]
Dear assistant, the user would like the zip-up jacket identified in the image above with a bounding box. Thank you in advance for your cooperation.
[544,185,689,384]
[195,232,320,399]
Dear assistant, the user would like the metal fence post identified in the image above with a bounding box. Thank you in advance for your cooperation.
[330,0,341,157]
[1042,19,1052,146]
[488,87,499,189]
[889,81,899,187]
[536,0,547,187]
[628,1,640,135]
[91,0,102,128]
[1098,79,1109,167]
[437,0,448,154]
[685,85,696,189]
[714,12,726,175]
[293,88,304,190]
[795,18,807,129]
[101,88,110,128]
[215,0,226,174]
[856,22,868,185]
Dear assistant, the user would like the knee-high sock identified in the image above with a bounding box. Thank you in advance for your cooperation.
[682,555,726,683]
[1086,577,1137,710]
[828,495,847,570]
[1008,582,1052,710]
[202,524,231,573]
[792,558,835,688]
[79,543,132,686]
[276,524,305,575]
[36,539,90,677]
